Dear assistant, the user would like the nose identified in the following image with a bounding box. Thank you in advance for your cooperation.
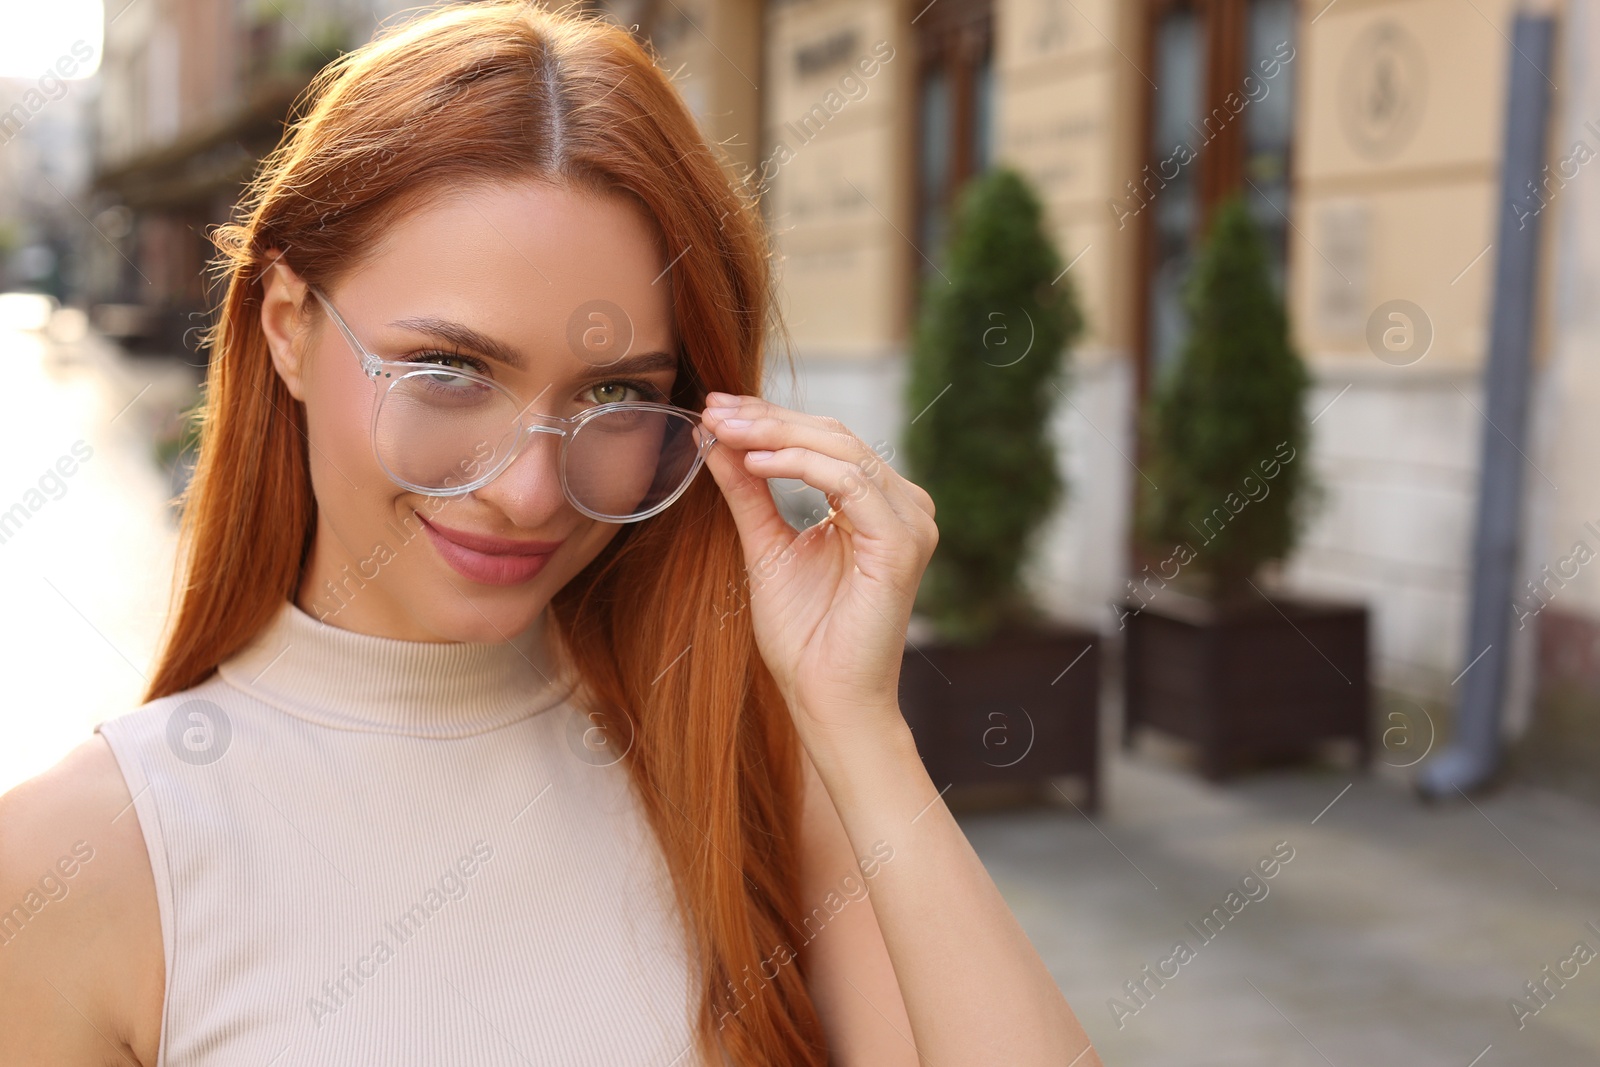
[470,424,570,526]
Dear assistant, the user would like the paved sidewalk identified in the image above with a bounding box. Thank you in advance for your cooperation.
[0,311,191,794]
[966,745,1600,1066]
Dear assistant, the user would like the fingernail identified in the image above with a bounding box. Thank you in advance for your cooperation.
[722,417,752,427]
[746,450,773,460]
[706,391,738,405]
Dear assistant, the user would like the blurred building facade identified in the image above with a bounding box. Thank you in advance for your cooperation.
[87,0,387,350]
[629,0,1600,780]
[0,43,97,298]
[633,0,1518,686]
[86,0,1600,780]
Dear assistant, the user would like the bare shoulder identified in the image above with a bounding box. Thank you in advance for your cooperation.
[0,733,164,1067]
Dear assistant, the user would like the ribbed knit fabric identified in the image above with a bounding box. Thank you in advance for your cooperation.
[96,597,715,1066]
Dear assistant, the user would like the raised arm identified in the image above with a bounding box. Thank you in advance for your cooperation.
[698,392,1101,1064]
[794,740,920,1064]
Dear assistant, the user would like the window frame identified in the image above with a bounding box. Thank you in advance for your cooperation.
[1133,0,1300,405]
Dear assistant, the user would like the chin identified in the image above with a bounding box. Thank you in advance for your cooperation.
[416,581,555,643]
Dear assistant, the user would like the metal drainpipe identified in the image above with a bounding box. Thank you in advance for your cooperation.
[1416,12,1555,799]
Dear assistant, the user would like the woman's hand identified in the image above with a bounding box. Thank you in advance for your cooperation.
[696,394,1102,1067]
[695,391,938,749]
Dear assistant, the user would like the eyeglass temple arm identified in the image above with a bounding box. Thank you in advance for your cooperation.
[307,285,382,378]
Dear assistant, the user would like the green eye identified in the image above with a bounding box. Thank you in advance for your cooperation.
[587,379,668,405]
[589,382,633,404]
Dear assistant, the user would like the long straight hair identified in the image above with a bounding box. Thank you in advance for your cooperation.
[142,4,826,1062]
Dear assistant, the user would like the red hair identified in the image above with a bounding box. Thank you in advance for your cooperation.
[144,3,826,1062]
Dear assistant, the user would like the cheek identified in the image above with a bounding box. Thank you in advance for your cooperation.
[536,518,624,592]
[302,352,383,488]
[300,351,401,549]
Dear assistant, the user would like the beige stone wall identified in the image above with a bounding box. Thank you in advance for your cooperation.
[1278,0,1580,698]
[1291,0,1522,372]
[761,0,1140,363]
[763,0,908,356]
[631,0,764,176]
[995,0,1139,366]
[751,0,1541,378]
[595,0,762,183]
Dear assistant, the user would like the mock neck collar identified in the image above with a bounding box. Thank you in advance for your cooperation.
[215,598,575,738]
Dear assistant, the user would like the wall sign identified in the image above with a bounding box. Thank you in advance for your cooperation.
[1339,20,1428,161]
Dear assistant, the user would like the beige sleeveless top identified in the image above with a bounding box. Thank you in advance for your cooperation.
[96,598,714,1065]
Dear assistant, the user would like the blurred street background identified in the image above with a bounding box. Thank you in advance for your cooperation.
[3,0,1600,1063]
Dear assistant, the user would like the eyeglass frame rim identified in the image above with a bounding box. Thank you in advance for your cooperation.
[304,284,719,523]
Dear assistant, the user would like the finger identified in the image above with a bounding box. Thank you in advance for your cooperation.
[703,405,880,467]
[740,445,908,548]
[703,401,927,526]
[693,425,799,573]
[703,395,936,527]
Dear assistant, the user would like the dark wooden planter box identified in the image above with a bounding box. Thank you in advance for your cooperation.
[897,619,1101,810]
[1123,591,1371,780]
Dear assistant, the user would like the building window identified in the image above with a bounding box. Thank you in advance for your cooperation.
[913,0,995,289]
[1137,0,1297,393]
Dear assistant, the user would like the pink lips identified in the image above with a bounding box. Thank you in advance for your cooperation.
[418,514,562,586]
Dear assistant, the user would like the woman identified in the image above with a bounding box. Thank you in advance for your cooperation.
[0,3,1100,1064]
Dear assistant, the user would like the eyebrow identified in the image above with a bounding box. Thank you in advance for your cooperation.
[388,316,680,377]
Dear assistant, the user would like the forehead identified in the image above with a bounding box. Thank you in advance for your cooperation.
[333,179,676,353]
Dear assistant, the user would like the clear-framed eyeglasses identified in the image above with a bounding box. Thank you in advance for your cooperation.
[308,286,717,523]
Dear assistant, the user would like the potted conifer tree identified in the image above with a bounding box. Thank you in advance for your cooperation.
[1123,195,1371,780]
[896,166,1101,809]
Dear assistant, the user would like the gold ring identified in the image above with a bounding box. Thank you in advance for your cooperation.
[824,493,855,535]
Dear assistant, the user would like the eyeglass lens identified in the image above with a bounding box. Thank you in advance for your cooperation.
[375,367,703,520]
